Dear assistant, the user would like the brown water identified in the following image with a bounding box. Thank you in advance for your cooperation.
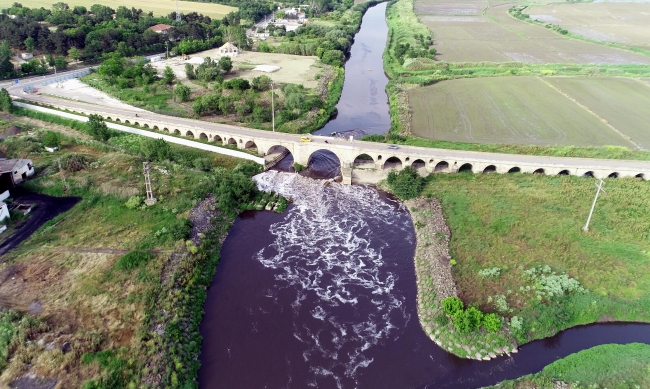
[197,3,650,388]
[314,2,391,137]
[198,172,650,388]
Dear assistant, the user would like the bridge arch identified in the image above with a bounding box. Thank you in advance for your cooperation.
[163,127,169,132]
[608,172,618,178]
[508,167,521,173]
[483,165,497,174]
[412,159,426,170]
[354,154,375,168]
[383,156,402,170]
[227,138,237,146]
[458,163,473,173]
[558,170,570,176]
[434,161,449,173]
[143,124,149,129]
[636,173,645,179]
[583,171,595,178]
[307,149,342,178]
[124,120,131,124]
[199,133,208,141]
[212,134,223,143]
[244,141,258,153]
[115,118,121,123]
[173,129,181,135]
[133,122,140,126]
[105,117,112,121]
[533,168,545,175]
[185,130,195,138]
[153,125,159,131]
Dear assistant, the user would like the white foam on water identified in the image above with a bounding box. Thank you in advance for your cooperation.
[253,171,413,386]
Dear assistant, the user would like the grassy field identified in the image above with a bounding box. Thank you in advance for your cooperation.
[413,0,650,64]
[423,172,650,343]
[527,2,650,51]
[490,343,650,388]
[0,113,253,387]
[2,0,237,19]
[408,76,650,147]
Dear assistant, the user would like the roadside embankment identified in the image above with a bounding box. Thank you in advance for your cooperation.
[406,197,517,360]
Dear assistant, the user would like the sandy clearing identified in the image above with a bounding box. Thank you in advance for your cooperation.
[150,50,320,88]
[43,79,145,112]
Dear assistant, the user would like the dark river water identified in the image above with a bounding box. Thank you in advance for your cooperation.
[314,2,391,138]
[197,3,650,388]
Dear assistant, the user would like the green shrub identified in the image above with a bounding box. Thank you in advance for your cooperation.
[61,153,95,172]
[115,250,154,271]
[442,296,463,317]
[41,131,62,148]
[483,313,502,332]
[387,166,425,199]
[124,196,143,209]
[170,219,193,241]
[293,162,305,172]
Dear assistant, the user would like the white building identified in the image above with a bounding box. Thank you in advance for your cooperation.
[217,42,240,57]
[21,53,33,60]
[0,159,35,187]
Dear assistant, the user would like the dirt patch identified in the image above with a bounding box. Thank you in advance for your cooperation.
[152,51,320,88]
[9,374,56,389]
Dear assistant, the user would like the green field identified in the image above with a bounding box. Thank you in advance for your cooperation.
[2,0,237,19]
[409,76,650,148]
[424,173,650,342]
[490,343,650,388]
[413,0,650,64]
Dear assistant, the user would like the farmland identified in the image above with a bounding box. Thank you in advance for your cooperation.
[408,76,650,147]
[414,0,650,64]
[526,2,650,50]
[1,0,237,19]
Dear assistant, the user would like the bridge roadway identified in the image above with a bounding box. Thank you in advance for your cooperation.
[9,90,650,185]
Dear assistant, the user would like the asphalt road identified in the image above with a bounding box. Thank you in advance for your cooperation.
[7,75,650,171]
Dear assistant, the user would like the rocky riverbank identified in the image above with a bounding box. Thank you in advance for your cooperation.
[406,197,517,360]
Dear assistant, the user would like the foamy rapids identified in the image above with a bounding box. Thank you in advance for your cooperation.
[253,171,414,388]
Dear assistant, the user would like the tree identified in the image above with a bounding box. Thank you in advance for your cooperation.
[0,88,12,113]
[87,114,110,141]
[218,56,232,74]
[386,166,425,199]
[141,138,172,161]
[54,56,67,70]
[42,131,62,148]
[162,66,175,85]
[252,75,271,91]
[184,63,196,80]
[0,41,15,79]
[24,36,35,52]
[174,83,191,102]
[68,47,82,62]
[98,53,125,80]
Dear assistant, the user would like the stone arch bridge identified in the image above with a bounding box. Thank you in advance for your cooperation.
[22,98,650,185]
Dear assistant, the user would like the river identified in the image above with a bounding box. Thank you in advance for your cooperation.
[197,3,650,388]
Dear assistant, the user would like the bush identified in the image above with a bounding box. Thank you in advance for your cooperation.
[442,296,463,317]
[41,131,62,148]
[88,114,110,142]
[170,219,193,241]
[124,196,143,209]
[293,162,305,172]
[115,250,154,271]
[386,166,425,199]
[193,157,212,171]
[141,138,172,162]
[60,153,94,172]
[252,75,272,91]
[223,78,250,90]
[482,313,502,332]
[174,84,191,102]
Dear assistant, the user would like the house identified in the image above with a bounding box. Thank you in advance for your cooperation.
[147,24,174,35]
[217,42,239,57]
[21,53,33,60]
[0,159,35,188]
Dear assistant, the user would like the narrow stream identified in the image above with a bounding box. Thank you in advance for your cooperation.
[198,3,650,388]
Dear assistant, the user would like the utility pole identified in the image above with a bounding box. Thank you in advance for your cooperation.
[271,82,275,132]
[583,178,605,232]
[143,162,157,206]
[175,0,182,23]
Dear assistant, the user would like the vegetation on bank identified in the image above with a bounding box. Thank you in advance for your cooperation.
[0,111,285,387]
[489,343,650,389]
[387,169,650,356]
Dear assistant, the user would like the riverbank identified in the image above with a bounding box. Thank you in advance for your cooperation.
[406,197,517,360]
